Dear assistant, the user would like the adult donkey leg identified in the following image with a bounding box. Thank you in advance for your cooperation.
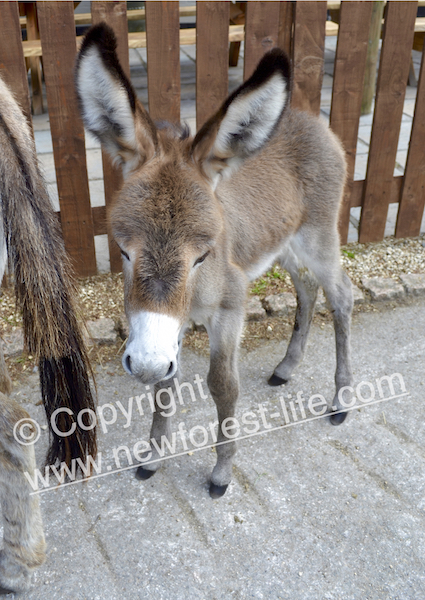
[0,393,46,593]
[0,344,12,396]
[269,251,319,386]
[207,298,245,499]
[0,233,11,397]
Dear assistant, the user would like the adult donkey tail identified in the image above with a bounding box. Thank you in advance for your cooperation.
[0,77,96,473]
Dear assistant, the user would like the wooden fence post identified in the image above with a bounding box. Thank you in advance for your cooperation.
[278,1,294,59]
[361,0,385,116]
[145,1,180,123]
[243,1,280,81]
[358,2,417,243]
[0,1,32,124]
[91,1,129,273]
[396,47,425,238]
[330,1,373,244]
[37,1,97,276]
[196,1,229,130]
[291,1,327,115]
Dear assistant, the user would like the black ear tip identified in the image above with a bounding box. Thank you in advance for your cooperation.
[75,21,136,114]
[256,48,291,81]
[79,22,118,56]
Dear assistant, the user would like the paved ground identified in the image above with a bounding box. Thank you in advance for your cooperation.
[2,297,425,599]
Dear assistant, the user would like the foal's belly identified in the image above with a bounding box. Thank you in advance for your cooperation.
[244,242,290,281]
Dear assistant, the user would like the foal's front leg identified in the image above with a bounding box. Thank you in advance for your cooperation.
[207,305,245,499]
[135,373,178,480]
[135,338,184,480]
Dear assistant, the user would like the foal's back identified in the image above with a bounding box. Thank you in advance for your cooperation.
[217,108,347,275]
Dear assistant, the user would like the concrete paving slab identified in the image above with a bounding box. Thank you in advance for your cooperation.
[129,48,144,68]
[33,130,53,155]
[356,138,369,155]
[38,153,56,185]
[397,121,413,152]
[384,204,400,237]
[46,183,59,212]
[31,113,51,132]
[354,154,368,181]
[135,47,147,64]
[396,150,407,174]
[181,46,196,63]
[86,149,105,182]
[94,235,110,274]
[3,300,425,599]
[403,99,417,119]
[88,180,106,208]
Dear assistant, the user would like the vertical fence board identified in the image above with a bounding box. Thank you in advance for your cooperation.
[361,1,385,115]
[330,1,373,244]
[145,1,180,123]
[291,1,327,115]
[396,48,425,238]
[37,1,97,276]
[24,3,44,116]
[278,1,294,58]
[0,1,32,123]
[196,1,229,130]
[358,1,417,243]
[243,1,280,80]
[92,1,129,273]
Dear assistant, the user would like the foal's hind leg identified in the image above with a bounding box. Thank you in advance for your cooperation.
[290,231,354,425]
[0,393,46,593]
[317,267,353,425]
[269,251,319,386]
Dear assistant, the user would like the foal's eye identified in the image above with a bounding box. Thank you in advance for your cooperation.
[120,249,130,261]
[193,251,210,267]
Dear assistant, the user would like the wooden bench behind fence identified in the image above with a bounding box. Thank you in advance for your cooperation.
[0,1,424,277]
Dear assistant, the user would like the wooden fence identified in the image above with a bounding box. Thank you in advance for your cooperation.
[0,1,424,277]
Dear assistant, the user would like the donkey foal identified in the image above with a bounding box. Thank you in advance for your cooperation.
[76,24,353,498]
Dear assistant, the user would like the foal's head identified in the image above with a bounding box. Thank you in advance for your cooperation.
[76,23,290,384]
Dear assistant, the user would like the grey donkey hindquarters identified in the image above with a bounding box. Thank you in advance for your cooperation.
[0,78,97,592]
[76,23,353,499]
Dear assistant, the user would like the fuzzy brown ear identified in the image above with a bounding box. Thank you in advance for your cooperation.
[75,23,158,176]
[192,48,291,188]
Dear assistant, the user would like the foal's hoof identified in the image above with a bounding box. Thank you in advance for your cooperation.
[330,411,347,426]
[209,482,228,499]
[268,374,288,386]
[0,585,16,596]
[135,466,156,480]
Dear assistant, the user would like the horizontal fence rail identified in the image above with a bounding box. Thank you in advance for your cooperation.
[0,0,424,276]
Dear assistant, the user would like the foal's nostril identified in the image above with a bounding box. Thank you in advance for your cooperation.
[125,355,132,374]
[166,361,175,378]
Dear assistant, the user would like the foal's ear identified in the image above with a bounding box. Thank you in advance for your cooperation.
[192,48,290,188]
[75,23,157,175]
